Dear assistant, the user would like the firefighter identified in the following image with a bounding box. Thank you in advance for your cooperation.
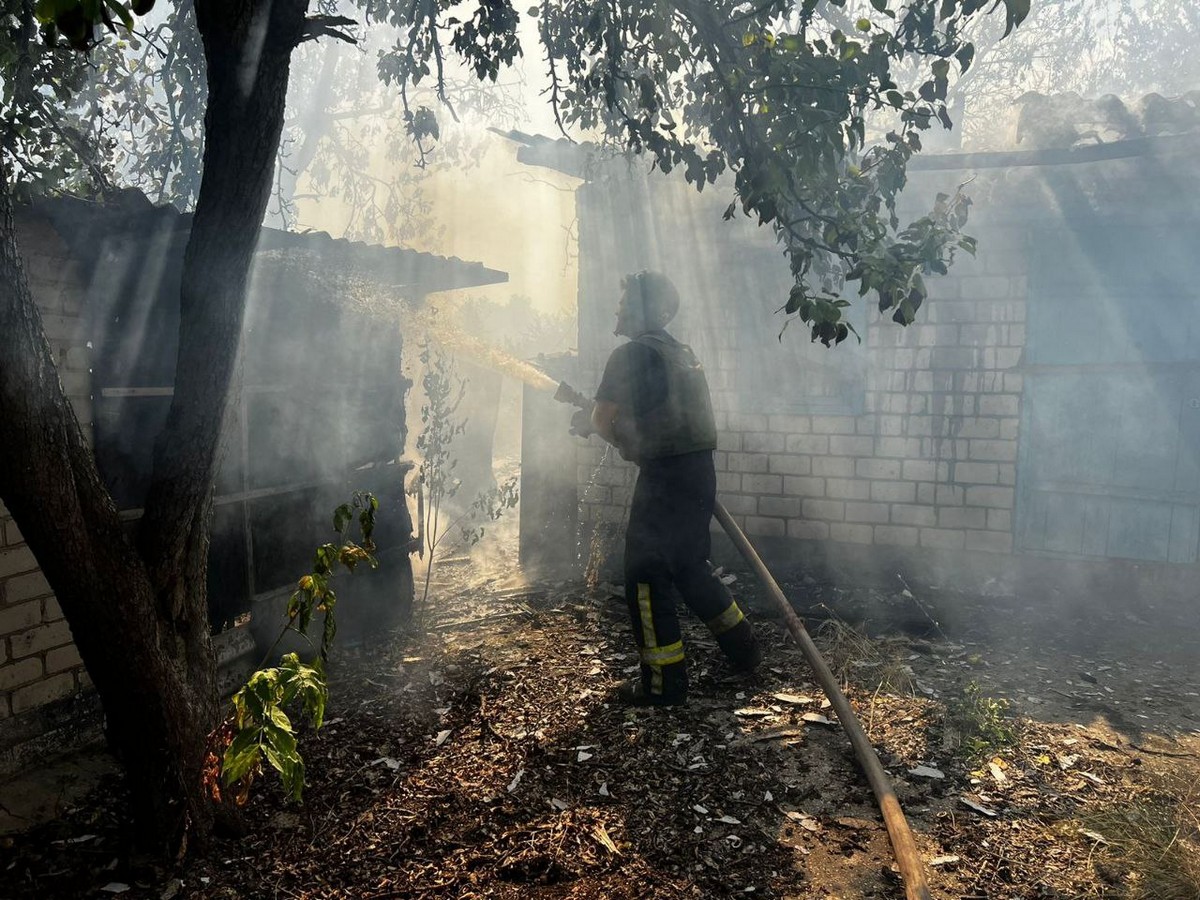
[573,271,762,706]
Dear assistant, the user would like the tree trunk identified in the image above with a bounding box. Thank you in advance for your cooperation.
[126,0,309,849]
[0,0,310,858]
[0,165,215,856]
[138,0,310,627]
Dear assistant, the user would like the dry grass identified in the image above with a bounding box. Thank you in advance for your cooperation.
[812,614,916,696]
[1080,764,1200,900]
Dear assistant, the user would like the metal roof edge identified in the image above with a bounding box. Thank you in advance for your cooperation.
[497,127,1200,178]
[254,225,509,292]
[904,130,1200,172]
[25,191,509,292]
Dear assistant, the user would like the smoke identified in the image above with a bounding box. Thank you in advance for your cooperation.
[50,0,1200,660]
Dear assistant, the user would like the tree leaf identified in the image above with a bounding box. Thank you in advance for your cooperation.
[222,728,263,785]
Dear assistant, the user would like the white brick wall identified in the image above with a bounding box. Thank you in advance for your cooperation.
[574,213,1030,561]
[0,214,92,721]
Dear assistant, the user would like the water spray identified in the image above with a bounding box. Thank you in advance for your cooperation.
[381,316,932,897]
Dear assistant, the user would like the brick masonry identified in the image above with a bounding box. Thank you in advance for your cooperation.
[573,203,1028,567]
[0,213,92,724]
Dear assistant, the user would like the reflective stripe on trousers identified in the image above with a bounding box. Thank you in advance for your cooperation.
[637,582,685,694]
[706,600,746,636]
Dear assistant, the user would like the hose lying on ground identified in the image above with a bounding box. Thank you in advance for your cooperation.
[713,500,933,900]
[548,381,932,898]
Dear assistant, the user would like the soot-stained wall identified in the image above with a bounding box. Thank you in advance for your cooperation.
[0,194,507,773]
[544,134,1200,599]
[0,210,99,772]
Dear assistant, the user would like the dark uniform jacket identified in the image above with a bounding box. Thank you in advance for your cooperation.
[595,330,717,462]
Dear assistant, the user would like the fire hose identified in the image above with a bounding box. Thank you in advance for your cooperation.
[553,381,933,900]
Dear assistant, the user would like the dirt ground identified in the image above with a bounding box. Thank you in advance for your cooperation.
[1,529,1198,899]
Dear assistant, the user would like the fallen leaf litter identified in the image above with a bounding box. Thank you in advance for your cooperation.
[2,552,1198,899]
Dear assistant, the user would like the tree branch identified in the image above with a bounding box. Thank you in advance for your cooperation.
[299,14,358,46]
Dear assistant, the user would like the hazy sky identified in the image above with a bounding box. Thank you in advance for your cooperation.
[287,1,1198,317]
[291,13,583,316]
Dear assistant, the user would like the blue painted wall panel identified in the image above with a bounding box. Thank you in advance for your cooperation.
[1019,219,1200,563]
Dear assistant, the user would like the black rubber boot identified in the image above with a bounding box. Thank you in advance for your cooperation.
[615,679,687,707]
[616,658,687,707]
[716,620,763,673]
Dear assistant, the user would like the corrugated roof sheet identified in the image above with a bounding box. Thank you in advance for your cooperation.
[29,189,508,295]
[499,91,1200,176]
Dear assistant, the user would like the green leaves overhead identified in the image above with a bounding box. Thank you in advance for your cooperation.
[998,0,1031,36]
[12,0,1034,344]
[4,0,203,209]
[33,0,146,50]
[365,0,1029,344]
[447,0,522,82]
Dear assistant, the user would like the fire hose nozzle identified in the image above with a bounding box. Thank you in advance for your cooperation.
[553,381,591,410]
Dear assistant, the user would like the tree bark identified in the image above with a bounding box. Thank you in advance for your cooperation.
[138,0,310,634]
[0,165,214,856]
[0,0,310,858]
[124,0,309,850]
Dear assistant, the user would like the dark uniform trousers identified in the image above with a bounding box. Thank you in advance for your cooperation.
[624,450,756,698]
